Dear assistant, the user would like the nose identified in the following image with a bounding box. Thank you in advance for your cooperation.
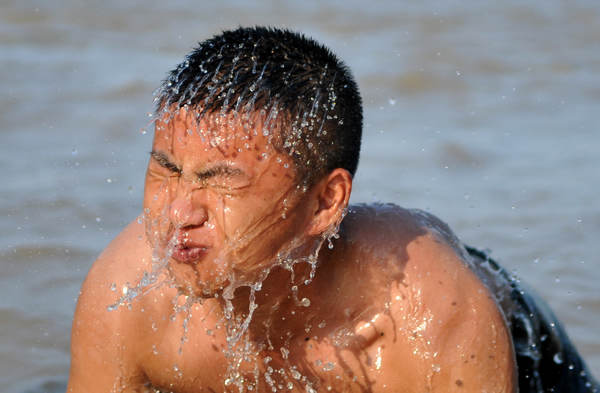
[169,186,208,229]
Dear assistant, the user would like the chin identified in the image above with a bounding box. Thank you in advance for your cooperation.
[167,258,230,299]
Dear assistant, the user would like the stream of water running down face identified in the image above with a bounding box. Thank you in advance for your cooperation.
[104,33,363,390]
[107,208,342,392]
[107,95,348,391]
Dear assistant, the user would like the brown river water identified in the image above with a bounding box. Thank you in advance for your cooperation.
[1,1,598,392]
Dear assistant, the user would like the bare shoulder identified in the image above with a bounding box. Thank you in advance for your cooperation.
[342,204,517,392]
[76,216,152,312]
[68,218,226,392]
[68,217,152,392]
[343,203,463,252]
[400,224,516,392]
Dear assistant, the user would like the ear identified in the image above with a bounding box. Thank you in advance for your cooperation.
[306,168,352,236]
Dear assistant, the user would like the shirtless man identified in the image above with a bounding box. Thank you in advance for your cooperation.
[67,27,597,393]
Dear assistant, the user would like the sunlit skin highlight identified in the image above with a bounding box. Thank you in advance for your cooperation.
[68,123,517,391]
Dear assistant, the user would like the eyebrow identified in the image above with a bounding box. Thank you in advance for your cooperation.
[150,150,181,173]
[196,165,244,181]
[150,150,245,180]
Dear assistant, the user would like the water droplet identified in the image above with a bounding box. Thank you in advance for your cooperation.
[300,298,311,307]
[553,352,564,364]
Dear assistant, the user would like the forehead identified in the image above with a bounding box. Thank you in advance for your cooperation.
[153,108,289,167]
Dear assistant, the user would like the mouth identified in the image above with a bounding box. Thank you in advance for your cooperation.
[170,243,209,264]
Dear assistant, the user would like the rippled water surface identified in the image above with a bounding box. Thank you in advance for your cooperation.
[1,1,599,392]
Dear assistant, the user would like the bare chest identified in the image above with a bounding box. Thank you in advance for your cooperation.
[134,297,229,393]
[137,306,404,393]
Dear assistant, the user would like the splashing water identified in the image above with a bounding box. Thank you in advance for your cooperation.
[107,210,180,312]
[217,231,337,392]
[104,185,346,392]
[104,31,369,391]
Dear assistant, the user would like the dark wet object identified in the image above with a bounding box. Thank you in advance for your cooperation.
[466,246,599,393]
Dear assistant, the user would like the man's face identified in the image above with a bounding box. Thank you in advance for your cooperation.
[143,109,310,297]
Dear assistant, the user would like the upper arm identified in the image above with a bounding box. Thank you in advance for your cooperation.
[67,221,147,392]
[389,232,517,392]
[68,272,128,392]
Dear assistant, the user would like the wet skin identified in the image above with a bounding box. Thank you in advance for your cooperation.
[68,111,517,393]
[142,109,320,299]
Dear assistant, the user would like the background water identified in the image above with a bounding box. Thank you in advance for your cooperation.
[1,1,599,392]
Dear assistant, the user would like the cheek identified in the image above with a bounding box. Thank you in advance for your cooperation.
[219,198,257,240]
[143,176,171,212]
[143,176,160,211]
[220,192,293,243]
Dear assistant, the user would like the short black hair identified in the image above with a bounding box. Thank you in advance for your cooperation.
[156,26,362,186]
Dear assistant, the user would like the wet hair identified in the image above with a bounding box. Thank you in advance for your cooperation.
[155,26,362,186]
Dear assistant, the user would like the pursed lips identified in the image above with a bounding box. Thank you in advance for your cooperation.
[170,232,210,264]
[170,243,209,264]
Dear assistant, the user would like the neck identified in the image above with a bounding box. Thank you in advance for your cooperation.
[216,236,336,351]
